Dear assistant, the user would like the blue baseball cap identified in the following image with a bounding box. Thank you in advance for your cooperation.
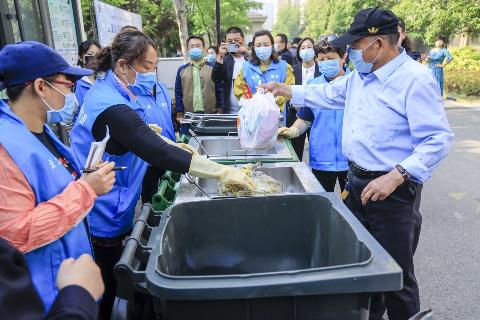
[0,41,93,90]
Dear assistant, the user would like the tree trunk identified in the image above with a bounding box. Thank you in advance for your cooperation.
[173,0,189,58]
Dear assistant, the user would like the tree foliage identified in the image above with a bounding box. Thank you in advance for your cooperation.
[303,0,397,38]
[81,0,259,54]
[188,0,260,44]
[392,0,480,45]
[81,0,180,54]
[302,0,480,45]
[272,4,303,38]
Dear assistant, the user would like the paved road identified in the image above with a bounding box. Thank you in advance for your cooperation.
[415,103,480,319]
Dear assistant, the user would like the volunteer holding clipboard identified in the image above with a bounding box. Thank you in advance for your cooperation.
[0,41,115,311]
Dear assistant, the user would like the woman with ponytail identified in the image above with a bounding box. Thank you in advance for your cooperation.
[69,30,254,319]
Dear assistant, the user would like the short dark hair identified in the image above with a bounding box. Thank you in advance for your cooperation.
[397,18,413,50]
[275,33,288,45]
[95,30,155,73]
[296,37,316,62]
[292,37,302,45]
[187,35,205,47]
[226,27,244,39]
[208,45,219,54]
[315,38,346,58]
[77,40,101,67]
[250,30,279,66]
[380,33,400,47]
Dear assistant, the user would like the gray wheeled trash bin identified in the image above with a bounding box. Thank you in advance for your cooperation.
[115,194,402,319]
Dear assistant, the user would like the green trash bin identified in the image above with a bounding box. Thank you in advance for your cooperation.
[115,194,402,320]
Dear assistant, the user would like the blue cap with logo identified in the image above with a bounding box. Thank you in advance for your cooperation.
[0,41,93,90]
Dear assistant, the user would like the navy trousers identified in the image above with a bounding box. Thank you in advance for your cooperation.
[344,170,423,320]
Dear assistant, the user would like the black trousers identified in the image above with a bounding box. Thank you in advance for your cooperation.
[141,166,165,204]
[92,232,130,320]
[312,169,348,192]
[344,170,422,320]
[286,104,309,161]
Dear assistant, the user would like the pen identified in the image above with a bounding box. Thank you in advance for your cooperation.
[82,166,127,173]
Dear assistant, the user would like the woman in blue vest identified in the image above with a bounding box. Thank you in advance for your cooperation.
[69,30,254,319]
[233,30,294,111]
[427,36,453,96]
[0,41,115,311]
[75,40,102,108]
[278,37,350,192]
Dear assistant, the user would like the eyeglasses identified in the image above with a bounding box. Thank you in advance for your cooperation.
[50,79,76,93]
[24,79,76,94]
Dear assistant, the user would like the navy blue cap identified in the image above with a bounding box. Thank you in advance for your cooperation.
[330,7,399,47]
[0,41,93,89]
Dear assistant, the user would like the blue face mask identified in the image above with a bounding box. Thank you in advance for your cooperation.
[129,65,157,94]
[255,46,272,62]
[319,59,341,79]
[299,48,315,62]
[189,48,204,61]
[206,54,216,63]
[348,39,381,74]
[42,81,79,124]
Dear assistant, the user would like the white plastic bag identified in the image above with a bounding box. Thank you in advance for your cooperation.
[238,90,280,150]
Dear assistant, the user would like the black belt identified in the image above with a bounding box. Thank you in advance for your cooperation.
[348,161,388,179]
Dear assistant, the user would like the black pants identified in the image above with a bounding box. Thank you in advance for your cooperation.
[141,166,165,204]
[92,233,130,320]
[286,104,309,161]
[344,170,422,320]
[312,169,348,192]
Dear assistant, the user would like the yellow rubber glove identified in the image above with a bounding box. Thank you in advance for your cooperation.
[148,124,163,134]
[189,156,256,191]
[278,126,299,138]
[149,124,199,155]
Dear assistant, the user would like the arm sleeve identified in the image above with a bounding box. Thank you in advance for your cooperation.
[215,75,224,110]
[296,106,315,122]
[399,74,454,182]
[45,285,98,320]
[0,239,46,319]
[0,146,97,254]
[174,67,185,112]
[211,61,227,82]
[275,64,296,108]
[290,72,349,110]
[93,105,192,173]
[445,49,453,62]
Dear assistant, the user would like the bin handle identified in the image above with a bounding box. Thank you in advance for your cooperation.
[114,204,152,300]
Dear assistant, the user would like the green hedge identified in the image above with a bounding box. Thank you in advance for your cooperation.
[444,46,480,97]
[445,69,480,97]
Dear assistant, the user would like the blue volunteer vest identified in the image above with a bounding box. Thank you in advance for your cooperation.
[70,70,148,238]
[0,100,92,311]
[137,82,175,141]
[307,72,349,172]
[242,59,287,94]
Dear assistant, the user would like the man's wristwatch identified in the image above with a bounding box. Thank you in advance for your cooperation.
[395,165,410,181]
